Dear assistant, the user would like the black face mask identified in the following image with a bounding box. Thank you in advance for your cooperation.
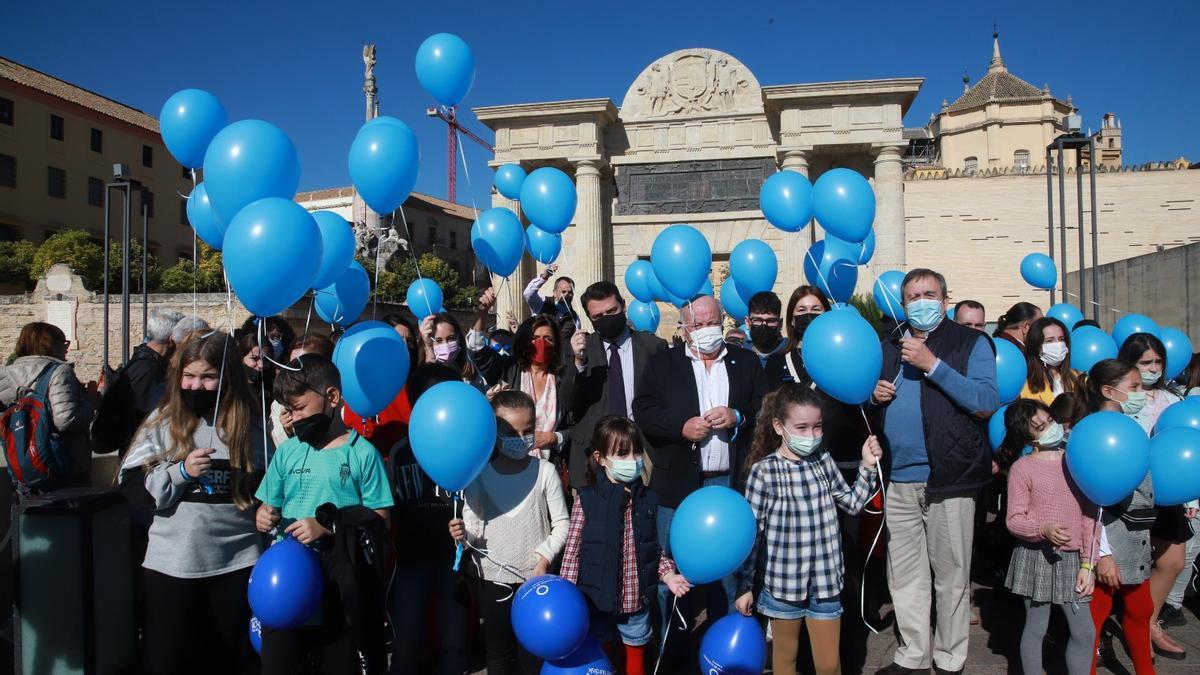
[749,325,782,351]
[247,369,263,385]
[180,388,218,418]
[792,313,818,341]
[592,313,627,341]
[291,411,333,445]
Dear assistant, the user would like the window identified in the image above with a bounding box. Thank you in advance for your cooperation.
[427,226,436,244]
[963,156,978,175]
[49,114,64,141]
[0,97,12,125]
[140,190,154,219]
[0,154,14,188]
[1014,150,1030,170]
[180,198,189,226]
[47,167,66,198]
[87,177,104,207]
[449,231,458,250]
[142,145,153,168]
[90,128,103,153]
[1108,138,1115,149]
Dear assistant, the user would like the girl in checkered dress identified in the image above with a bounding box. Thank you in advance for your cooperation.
[733,384,881,675]
[999,398,1098,675]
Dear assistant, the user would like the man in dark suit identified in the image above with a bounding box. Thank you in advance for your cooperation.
[567,282,667,488]
[632,294,765,645]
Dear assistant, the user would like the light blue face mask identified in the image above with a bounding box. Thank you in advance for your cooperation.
[905,299,945,332]
[784,431,822,457]
[1140,369,1161,386]
[1036,421,1065,449]
[607,457,644,483]
[1114,389,1148,416]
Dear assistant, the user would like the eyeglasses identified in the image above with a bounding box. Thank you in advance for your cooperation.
[746,317,781,328]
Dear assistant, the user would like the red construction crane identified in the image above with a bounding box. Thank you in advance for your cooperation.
[426,106,494,203]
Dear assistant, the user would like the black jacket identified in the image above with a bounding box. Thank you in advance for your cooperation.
[568,330,668,488]
[632,344,765,508]
[574,474,660,613]
[318,504,394,675]
[471,347,577,462]
[92,344,168,454]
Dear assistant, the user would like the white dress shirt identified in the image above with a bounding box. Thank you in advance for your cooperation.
[687,345,731,472]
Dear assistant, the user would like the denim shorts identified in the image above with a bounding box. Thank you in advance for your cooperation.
[756,588,843,620]
[589,607,653,646]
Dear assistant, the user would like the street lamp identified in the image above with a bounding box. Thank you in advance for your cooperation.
[1044,122,1100,321]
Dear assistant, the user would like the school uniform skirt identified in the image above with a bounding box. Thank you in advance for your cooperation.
[1006,544,1088,604]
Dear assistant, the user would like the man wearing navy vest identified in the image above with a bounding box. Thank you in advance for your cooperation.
[870,269,998,675]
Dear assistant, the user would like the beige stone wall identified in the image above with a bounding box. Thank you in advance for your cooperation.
[903,169,1200,321]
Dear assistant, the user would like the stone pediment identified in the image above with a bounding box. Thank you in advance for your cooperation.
[621,49,764,122]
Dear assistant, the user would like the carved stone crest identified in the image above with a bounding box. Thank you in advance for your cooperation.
[625,49,760,119]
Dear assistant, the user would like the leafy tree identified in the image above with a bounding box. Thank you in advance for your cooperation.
[360,252,475,309]
[0,240,37,289]
[159,242,225,293]
[847,292,886,336]
[31,230,104,289]
[107,238,163,292]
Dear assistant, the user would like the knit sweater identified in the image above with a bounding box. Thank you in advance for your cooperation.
[1006,452,1100,563]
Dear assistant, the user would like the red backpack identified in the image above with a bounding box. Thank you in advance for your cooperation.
[2,362,68,488]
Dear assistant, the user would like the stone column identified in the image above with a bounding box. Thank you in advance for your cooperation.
[573,159,604,328]
[778,148,812,292]
[872,144,906,276]
[492,192,529,328]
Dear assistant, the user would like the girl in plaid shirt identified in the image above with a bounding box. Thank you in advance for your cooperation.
[559,416,691,675]
[734,384,881,675]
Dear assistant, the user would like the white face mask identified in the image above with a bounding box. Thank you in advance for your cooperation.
[1140,369,1161,386]
[1040,342,1069,367]
[688,326,725,354]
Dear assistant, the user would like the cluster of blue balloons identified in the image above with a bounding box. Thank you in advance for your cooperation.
[759,168,877,245]
[484,163,576,273]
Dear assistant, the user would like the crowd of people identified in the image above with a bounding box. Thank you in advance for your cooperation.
[2,264,1199,675]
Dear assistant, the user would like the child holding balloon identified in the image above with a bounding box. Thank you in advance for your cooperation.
[448,390,569,675]
[999,399,1098,675]
[734,384,881,675]
[254,354,394,675]
[558,415,692,675]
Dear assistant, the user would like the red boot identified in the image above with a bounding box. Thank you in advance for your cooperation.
[623,643,647,675]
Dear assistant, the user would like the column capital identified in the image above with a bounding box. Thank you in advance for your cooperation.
[872,143,906,162]
[777,146,813,174]
[572,157,603,177]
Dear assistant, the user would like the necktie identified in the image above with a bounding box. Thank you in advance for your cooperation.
[608,342,626,416]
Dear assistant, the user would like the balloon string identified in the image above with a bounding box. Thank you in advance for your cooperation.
[650,595,687,675]
[303,292,314,341]
[452,117,481,219]
[257,319,270,470]
[1061,290,1124,315]
[190,168,198,321]
[396,205,436,319]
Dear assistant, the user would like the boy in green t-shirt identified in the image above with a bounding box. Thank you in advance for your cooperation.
[254,354,394,670]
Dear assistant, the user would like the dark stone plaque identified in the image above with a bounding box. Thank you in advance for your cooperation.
[614,158,775,216]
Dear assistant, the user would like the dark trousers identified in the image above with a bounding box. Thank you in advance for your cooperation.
[260,584,356,675]
[388,562,468,675]
[476,579,541,675]
[143,567,258,675]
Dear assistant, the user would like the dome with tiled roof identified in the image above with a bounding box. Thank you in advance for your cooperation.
[943,33,1067,113]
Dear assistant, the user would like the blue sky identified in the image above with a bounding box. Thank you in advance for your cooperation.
[5,0,1196,209]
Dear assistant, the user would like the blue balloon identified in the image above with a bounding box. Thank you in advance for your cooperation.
[645,269,669,304]
[311,211,356,290]
[1160,328,1193,380]
[988,404,1010,452]
[470,207,524,276]
[700,613,768,675]
[1020,253,1058,290]
[803,239,859,303]
[541,636,614,675]
[669,486,755,584]
[1112,313,1161,349]
[249,617,262,655]
[525,225,562,265]
[223,198,321,317]
[946,305,956,321]
[520,167,577,234]
[333,320,411,417]
[202,120,301,224]
[406,278,443,319]
[759,171,813,233]
[812,168,875,243]
[628,300,661,333]
[1149,428,1200,505]
[801,310,883,405]
[1071,326,1118,372]
[349,117,420,215]
[995,339,1028,404]
[512,576,590,660]
[1046,303,1085,329]
[409,381,496,491]
[414,33,476,107]
[624,259,656,303]
[700,279,715,297]
[247,537,324,629]
[873,270,905,321]
[495,164,527,201]
[1156,399,1200,434]
[650,224,712,301]
[729,240,778,296]
[314,261,369,327]
[1067,411,1151,506]
[186,182,226,250]
[160,89,228,169]
[720,278,750,323]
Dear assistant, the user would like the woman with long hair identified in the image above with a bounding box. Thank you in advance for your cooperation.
[118,331,268,675]
[993,302,1043,349]
[1116,332,1192,660]
[1020,317,1084,405]
[420,310,483,388]
[1179,352,1200,397]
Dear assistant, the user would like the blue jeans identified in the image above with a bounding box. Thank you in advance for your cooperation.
[590,607,653,647]
[657,474,738,640]
[756,588,843,620]
[388,563,466,675]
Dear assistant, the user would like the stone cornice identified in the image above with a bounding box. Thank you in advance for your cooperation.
[472,99,618,128]
[762,78,925,113]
